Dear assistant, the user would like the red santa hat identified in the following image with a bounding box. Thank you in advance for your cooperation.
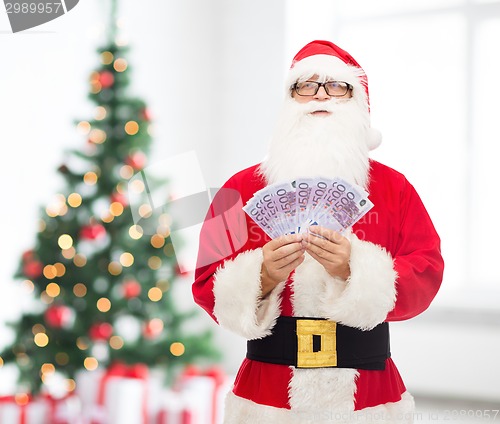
[286,40,382,150]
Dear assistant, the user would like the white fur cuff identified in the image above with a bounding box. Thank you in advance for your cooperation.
[322,234,397,330]
[223,391,415,424]
[213,249,284,340]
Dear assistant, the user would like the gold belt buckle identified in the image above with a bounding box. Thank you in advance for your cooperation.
[296,319,337,368]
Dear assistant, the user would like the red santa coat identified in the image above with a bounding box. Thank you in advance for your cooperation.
[193,160,444,423]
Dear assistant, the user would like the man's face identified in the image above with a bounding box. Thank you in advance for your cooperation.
[291,74,353,118]
[260,72,369,186]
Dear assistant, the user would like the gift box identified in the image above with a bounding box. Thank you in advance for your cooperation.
[174,366,231,424]
[145,369,168,423]
[75,368,104,417]
[155,389,195,424]
[43,393,83,424]
[0,393,82,424]
[0,395,49,424]
[76,362,149,424]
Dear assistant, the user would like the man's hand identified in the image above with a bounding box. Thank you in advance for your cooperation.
[261,234,305,297]
[304,226,351,280]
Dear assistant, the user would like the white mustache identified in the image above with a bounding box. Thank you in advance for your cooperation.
[297,100,344,114]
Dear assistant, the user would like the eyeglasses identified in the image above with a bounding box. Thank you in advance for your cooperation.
[292,80,352,97]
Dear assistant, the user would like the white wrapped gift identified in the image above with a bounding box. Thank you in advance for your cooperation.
[175,367,230,424]
[156,389,196,424]
[0,396,49,424]
[76,363,149,424]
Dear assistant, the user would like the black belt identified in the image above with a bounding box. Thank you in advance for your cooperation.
[247,316,390,370]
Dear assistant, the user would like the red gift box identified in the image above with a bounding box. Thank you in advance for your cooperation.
[175,366,229,424]
[155,390,195,424]
[78,362,149,424]
[0,393,77,424]
[0,393,81,424]
[42,393,82,424]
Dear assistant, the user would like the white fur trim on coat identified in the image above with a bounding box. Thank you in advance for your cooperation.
[321,233,397,330]
[223,390,415,424]
[289,367,358,413]
[212,249,285,340]
[292,253,348,318]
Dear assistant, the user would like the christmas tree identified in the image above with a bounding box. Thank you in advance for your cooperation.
[0,1,220,394]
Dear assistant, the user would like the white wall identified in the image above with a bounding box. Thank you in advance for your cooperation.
[0,0,103,345]
[391,314,500,403]
[120,0,287,188]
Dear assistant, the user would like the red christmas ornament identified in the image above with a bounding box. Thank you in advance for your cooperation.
[111,192,128,207]
[23,260,43,279]
[44,305,73,329]
[22,249,35,262]
[99,71,115,89]
[122,280,141,299]
[140,108,152,122]
[89,322,113,341]
[125,151,147,170]
[143,319,163,340]
[80,223,106,240]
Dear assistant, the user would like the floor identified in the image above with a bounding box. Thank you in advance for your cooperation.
[414,395,499,423]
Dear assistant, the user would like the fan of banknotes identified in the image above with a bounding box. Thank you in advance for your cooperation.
[243,177,373,238]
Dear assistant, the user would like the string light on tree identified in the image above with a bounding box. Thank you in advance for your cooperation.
[84,357,98,371]
[76,121,92,135]
[148,287,162,302]
[89,128,107,144]
[113,58,127,72]
[94,106,107,121]
[109,336,124,350]
[101,51,113,65]
[83,171,98,185]
[73,283,87,298]
[124,121,139,135]
[67,193,82,208]
[58,234,73,250]
[170,342,185,357]
[96,297,112,313]
[61,247,76,260]
[109,201,124,217]
[34,333,49,348]
[45,282,61,298]
[108,261,122,276]
[128,225,143,240]
[119,165,134,179]
[73,254,87,268]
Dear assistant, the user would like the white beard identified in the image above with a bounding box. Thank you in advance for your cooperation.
[260,96,371,189]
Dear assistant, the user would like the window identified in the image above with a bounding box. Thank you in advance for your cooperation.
[286,0,500,305]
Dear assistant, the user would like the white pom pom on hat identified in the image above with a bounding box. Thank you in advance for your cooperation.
[367,128,382,151]
[287,40,382,151]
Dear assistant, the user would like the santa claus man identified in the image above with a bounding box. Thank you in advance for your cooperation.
[193,40,444,423]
